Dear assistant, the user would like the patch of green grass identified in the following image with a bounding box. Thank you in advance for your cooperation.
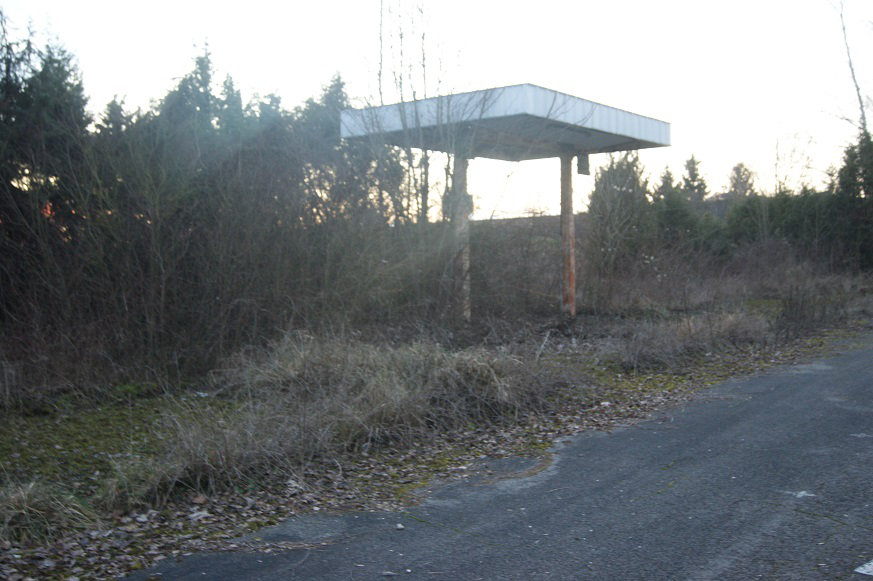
[0,395,189,489]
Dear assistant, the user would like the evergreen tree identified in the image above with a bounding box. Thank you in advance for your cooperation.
[293,75,405,224]
[652,167,679,201]
[834,130,873,267]
[0,20,91,318]
[587,152,652,273]
[680,155,708,206]
[726,163,756,200]
[653,167,698,246]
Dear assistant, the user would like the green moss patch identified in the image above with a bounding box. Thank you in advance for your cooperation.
[1,396,179,490]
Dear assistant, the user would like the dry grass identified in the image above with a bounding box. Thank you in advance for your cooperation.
[574,245,866,371]
[100,335,544,508]
[0,481,98,545]
[589,311,772,372]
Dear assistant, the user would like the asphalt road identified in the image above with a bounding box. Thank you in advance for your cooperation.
[135,334,873,580]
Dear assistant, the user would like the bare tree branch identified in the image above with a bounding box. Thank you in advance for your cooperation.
[841,1,868,133]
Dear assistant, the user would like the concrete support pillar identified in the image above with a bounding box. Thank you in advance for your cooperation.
[560,153,576,318]
[452,155,472,325]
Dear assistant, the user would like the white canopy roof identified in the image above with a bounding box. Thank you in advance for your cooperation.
[340,83,670,161]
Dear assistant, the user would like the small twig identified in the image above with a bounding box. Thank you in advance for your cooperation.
[535,330,551,362]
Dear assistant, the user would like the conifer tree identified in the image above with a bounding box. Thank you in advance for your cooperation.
[680,155,708,205]
[587,152,652,271]
[726,163,756,200]
[653,167,697,246]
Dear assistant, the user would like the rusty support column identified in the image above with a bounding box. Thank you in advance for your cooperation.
[452,155,472,325]
[560,153,576,318]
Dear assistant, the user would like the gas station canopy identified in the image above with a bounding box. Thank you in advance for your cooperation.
[340,83,670,161]
[340,84,670,321]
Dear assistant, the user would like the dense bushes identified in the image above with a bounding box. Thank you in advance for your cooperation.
[590,138,873,275]
[0,31,446,389]
[1,14,873,399]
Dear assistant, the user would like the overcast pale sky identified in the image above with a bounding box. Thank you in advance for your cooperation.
[3,0,873,218]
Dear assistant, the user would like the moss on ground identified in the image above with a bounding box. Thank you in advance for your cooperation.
[0,395,216,493]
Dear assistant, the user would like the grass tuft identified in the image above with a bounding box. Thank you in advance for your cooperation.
[0,481,98,544]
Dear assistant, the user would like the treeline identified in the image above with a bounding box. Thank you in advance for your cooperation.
[587,144,873,284]
[1,19,871,392]
[0,26,446,387]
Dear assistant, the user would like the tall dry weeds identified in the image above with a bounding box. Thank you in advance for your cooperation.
[0,481,98,545]
[576,242,860,371]
[102,334,544,508]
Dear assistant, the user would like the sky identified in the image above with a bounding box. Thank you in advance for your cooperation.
[3,0,873,219]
